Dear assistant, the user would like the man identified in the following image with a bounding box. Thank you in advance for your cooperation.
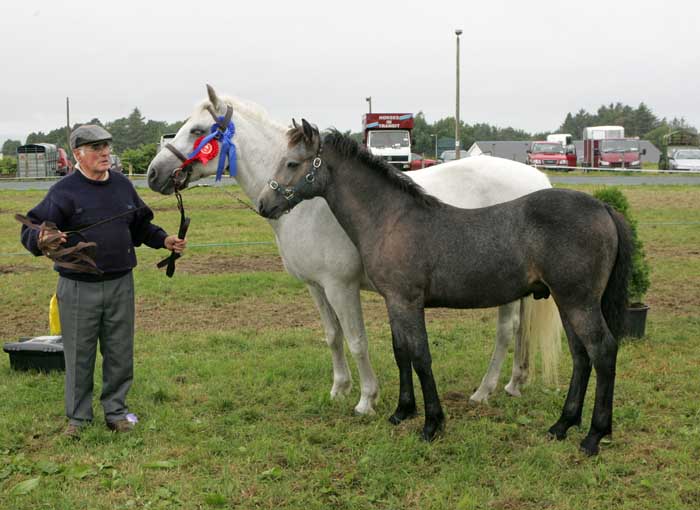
[20,124,186,438]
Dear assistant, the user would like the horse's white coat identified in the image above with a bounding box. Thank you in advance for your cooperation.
[147,90,562,414]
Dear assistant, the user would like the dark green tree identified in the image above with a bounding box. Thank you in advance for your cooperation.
[120,143,158,174]
[1,139,22,156]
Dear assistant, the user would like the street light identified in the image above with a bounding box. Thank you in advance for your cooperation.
[365,96,372,113]
[455,28,462,159]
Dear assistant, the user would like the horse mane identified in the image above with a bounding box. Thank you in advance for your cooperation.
[288,128,444,209]
[195,95,287,132]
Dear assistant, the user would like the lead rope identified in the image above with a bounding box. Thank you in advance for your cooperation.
[156,188,190,277]
[16,188,186,275]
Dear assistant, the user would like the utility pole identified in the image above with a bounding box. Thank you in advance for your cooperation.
[65,97,72,161]
[365,96,372,113]
[455,29,462,159]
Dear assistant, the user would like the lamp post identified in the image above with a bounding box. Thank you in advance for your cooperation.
[365,96,372,113]
[430,134,438,160]
[455,29,462,159]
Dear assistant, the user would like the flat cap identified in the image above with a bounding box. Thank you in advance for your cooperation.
[70,124,112,150]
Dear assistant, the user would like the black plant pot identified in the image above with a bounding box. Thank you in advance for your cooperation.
[625,303,649,338]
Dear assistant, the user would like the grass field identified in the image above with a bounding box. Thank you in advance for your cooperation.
[1,183,699,509]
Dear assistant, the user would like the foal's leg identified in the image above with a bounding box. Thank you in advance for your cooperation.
[548,311,592,441]
[552,308,617,455]
[387,302,445,441]
[306,283,353,400]
[388,328,417,424]
[323,282,379,415]
[578,314,618,456]
[470,301,519,403]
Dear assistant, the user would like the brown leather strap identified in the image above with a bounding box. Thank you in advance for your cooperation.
[165,143,188,163]
[15,214,102,275]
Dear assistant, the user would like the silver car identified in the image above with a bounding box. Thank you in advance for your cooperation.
[669,149,700,171]
[439,150,470,162]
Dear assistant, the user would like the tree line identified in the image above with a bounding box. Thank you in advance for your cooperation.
[2,102,697,170]
[409,102,697,157]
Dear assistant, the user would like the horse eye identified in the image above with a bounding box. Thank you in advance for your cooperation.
[286,161,299,169]
[190,128,205,137]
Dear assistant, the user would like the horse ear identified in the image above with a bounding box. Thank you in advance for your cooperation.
[301,118,316,145]
[292,118,299,130]
[206,84,220,110]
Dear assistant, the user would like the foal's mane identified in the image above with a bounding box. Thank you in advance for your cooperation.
[288,128,444,209]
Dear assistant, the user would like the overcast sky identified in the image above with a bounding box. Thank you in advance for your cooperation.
[1,0,698,144]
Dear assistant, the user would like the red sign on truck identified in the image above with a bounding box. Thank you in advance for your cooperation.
[362,113,414,131]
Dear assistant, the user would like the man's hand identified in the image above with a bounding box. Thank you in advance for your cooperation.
[164,235,187,253]
[38,223,67,254]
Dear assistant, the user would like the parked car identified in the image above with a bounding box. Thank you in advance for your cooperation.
[56,148,73,176]
[668,148,700,171]
[439,150,469,162]
[526,141,568,168]
[110,154,124,173]
[409,153,438,170]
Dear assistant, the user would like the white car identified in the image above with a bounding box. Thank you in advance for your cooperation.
[669,149,700,171]
[439,150,470,162]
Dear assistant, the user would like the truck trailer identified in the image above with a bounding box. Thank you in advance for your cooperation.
[362,113,414,171]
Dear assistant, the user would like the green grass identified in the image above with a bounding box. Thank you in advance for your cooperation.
[1,185,700,509]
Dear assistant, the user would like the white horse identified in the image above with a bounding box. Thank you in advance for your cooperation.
[147,85,562,415]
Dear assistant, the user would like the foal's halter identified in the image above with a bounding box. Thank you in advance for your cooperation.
[267,143,323,208]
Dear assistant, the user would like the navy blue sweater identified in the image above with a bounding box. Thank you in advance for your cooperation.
[20,170,168,281]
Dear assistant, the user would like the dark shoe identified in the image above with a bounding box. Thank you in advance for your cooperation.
[63,424,82,439]
[107,419,135,433]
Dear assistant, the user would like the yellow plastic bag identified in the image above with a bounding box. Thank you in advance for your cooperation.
[49,293,61,335]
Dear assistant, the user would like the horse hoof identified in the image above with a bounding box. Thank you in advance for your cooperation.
[468,390,491,404]
[580,438,600,456]
[330,381,352,399]
[420,421,445,442]
[353,402,376,416]
[547,423,568,441]
[504,383,522,398]
[388,407,417,425]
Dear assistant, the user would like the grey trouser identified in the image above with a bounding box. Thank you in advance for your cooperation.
[56,272,135,426]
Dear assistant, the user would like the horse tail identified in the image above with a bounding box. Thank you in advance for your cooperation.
[518,295,563,385]
[601,205,634,341]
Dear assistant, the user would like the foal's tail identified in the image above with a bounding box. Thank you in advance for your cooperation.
[519,295,563,384]
[601,205,634,341]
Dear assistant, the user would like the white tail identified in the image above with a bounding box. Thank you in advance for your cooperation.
[518,295,563,385]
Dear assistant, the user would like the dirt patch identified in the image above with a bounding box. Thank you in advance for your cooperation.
[135,294,324,334]
[174,253,285,275]
[0,264,43,275]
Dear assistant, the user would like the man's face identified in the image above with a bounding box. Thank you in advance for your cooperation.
[74,141,112,173]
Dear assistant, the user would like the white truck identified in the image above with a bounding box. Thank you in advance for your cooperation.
[362,113,414,171]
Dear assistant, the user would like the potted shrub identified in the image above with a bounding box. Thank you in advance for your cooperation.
[593,187,651,338]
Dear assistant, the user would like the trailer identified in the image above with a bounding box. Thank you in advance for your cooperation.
[582,126,645,169]
[658,130,700,170]
[17,143,59,177]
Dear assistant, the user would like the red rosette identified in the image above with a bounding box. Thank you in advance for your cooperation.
[192,135,219,163]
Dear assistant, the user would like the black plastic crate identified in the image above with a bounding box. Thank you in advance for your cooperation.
[3,336,65,373]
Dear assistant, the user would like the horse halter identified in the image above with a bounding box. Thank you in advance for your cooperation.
[267,143,323,208]
[159,104,235,277]
[164,104,236,191]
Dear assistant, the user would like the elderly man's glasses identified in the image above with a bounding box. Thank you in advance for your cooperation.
[85,141,112,153]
